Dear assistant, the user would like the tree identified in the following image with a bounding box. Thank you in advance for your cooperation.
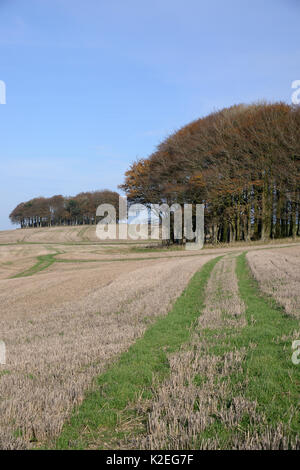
[120,102,300,243]
[9,190,120,228]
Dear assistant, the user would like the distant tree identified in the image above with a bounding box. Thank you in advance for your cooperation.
[10,190,120,228]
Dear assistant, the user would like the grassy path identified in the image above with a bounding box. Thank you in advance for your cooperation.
[10,251,222,279]
[132,252,300,449]
[11,253,59,278]
[55,251,300,450]
[52,256,221,449]
[8,240,300,279]
[191,252,299,448]
[230,253,300,445]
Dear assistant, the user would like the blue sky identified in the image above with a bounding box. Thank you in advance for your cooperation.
[0,0,299,230]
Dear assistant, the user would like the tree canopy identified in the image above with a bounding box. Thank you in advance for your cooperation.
[10,102,300,243]
[9,190,120,228]
[119,102,300,242]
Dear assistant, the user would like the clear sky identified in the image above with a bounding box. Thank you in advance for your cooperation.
[0,0,299,230]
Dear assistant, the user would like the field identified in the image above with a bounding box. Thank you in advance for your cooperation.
[0,226,299,449]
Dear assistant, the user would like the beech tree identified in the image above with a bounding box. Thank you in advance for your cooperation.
[120,103,300,243]
[9,190,120,228]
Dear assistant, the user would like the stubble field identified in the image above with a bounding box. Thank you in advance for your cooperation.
[0,226,299,449]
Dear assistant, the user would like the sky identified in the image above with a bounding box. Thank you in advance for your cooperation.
[0,0,299,230]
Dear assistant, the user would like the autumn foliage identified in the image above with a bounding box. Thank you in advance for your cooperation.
[120,103,300,242]
[9,190,120,228]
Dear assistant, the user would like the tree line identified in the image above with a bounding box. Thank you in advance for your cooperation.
[10,102,300,243]
[119,102,300,243]
[9,190,120,228]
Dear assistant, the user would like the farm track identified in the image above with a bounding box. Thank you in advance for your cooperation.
[9,251,215,279]
[12,252,61,278]
[125,254,248,450]
[54,256,221,449]
[131,253,300,450]
[0,226,299,450]
[6,239,300,280]
[0,248,214,449]
[55,252,300,450]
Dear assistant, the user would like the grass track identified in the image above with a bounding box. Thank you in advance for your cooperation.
[192,252,300,448]
[234,253,299,441]
[11,251,222,279]
[52,256,221,449]
[7,239,300,280]
[52,253,300,449]
[11,253,59,278]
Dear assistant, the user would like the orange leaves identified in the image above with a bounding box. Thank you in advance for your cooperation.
[119,102,300,243]
[190,172,206,188]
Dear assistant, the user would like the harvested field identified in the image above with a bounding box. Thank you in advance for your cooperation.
[199,253,246,329]
[118,254,300,450]
[0,245,56,280]
[0,226,156,244]
[247,246,300,318]
[0,227,299,450]
[0,226,100,244]
[0,236,214,448]
[131,255,250,450]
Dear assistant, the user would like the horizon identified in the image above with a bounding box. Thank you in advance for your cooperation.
[1,0,300,230]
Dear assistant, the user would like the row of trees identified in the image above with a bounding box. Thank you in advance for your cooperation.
[10,102,300,243]
[9,190,120,228]
[120,102,300,243]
